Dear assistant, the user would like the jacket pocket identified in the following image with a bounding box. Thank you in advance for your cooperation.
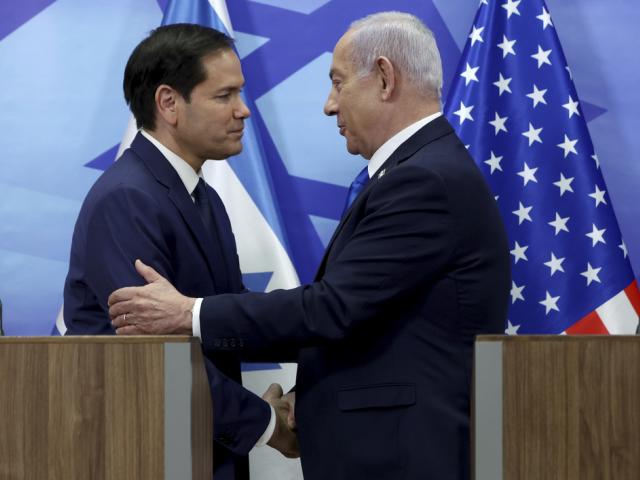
[337,383,416,411]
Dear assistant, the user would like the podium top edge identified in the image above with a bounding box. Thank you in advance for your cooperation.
[477,335,639,342]
[0,336,193,344]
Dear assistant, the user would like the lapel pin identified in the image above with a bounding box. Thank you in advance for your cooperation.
[378,168,386,179]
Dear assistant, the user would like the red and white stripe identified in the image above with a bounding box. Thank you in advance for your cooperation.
[564,280,640,334]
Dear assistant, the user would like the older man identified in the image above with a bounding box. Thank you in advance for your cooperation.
[110,12,510,479]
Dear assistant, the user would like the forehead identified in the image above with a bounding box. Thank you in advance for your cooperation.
[199,49,244,86]
[330,31,355,77]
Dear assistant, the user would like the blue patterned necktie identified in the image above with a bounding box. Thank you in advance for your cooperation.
[342,166,370,217]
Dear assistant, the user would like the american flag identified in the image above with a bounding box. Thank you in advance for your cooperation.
[444,0,640,334]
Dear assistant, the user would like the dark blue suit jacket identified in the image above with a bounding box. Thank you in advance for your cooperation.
[64,133,270,480]
[197,116,511,480]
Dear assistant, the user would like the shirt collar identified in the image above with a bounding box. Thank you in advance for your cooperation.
[367,111,442,178]
[140,129,202,195]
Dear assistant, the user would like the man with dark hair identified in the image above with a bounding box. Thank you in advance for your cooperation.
[63,24,297,479]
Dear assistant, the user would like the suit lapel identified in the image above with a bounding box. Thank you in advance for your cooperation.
[129,133,227,292]
[314,116,455,280]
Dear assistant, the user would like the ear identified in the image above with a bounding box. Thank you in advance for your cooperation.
[375,56,396,101]
[155,84,179,126]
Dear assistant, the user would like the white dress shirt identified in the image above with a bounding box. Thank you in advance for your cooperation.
[140,130,276,447]
[367,111,442,179]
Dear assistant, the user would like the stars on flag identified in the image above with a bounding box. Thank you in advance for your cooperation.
[580,262,602,286]
[517,162,538,185]
[445,0,638,334]
[539,291,560,314]
[619,241,628,258]
[493,73,512,95]
[510,282,525,303]
[502,0,521,19]
[557,134,578,157]
[526,84,548,108]
[469,25,484,46]
[544,252,565,276]
[588,185,607,206]
[553,173,574,196]
[510,241,529,263]
[562,96,580,118]
[505,320,520,335]
[586,224,606,246]
[512,201,533,225]
[497,35,517,58]
[537,7,553,29]
[522,123,543,146]
[453,101,474,124]
[489,112,508,135]
[460,63,480,85]
[548,212,570,235]
[485,151,504,173]
[531,45,552,68]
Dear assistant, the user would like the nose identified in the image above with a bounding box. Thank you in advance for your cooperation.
[234,96,251,119]
[324,90,337,117]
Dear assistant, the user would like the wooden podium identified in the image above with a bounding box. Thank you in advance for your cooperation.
[0,336,212,480]
[474,336,640,480]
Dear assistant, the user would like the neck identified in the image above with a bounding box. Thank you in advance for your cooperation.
[374,99,440,153]
[145,127,204,172]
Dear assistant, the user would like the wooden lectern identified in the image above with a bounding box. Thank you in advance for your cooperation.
[0,336,212,480]
[474,336,640,480]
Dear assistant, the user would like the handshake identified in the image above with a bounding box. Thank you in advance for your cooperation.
[262,383,300,458]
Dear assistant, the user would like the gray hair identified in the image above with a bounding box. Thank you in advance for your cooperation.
[348,11,443,99]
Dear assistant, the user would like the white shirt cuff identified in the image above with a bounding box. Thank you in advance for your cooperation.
[254,404,276,448]
[192,297,203,339]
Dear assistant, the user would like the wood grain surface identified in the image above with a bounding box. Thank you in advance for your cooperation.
[479,336,640,480]
[0,337,210,480]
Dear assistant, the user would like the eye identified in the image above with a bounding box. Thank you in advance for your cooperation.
[215,92,231,101]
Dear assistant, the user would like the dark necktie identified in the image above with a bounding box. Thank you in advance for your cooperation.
[342,166,370,217]
[193,178,216,239]
[192,178,231,292]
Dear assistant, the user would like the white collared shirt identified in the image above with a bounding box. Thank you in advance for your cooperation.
[367,111,442,179]
[140,129,276,447]
[140,129,202,195]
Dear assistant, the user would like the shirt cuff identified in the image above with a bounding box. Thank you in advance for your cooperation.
[192,297,203,339]
[254,404,276,448]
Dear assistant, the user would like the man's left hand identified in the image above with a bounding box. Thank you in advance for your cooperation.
[109,259,195,335]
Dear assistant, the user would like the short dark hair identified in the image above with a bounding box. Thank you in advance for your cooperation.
[123,23,234,130]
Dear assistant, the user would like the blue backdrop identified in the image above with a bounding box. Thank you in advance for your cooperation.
[1,0,638,334]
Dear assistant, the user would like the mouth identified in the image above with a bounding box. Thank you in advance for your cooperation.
[338,125,346,136]
[229,128,244,137]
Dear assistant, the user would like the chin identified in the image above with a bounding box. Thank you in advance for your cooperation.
[345,143,361,156]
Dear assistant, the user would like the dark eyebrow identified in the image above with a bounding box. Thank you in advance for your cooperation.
[329,69,335,80]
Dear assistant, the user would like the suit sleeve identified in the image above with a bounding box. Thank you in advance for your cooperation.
[199,164,455,353]
[203,356,272,454]
[65,185,175,334]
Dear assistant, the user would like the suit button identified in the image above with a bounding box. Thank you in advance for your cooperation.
[222,338,229,348]
[230,339,236,348]
[238,339,244,348]
[213,339,221,348]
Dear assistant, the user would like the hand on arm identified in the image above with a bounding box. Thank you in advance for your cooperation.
[109,259,195,335]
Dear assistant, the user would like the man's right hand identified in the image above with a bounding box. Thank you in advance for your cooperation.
[262,383,300,458]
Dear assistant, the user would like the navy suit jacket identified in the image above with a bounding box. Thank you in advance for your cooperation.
[64,133,270,480]
[197,116,511,480]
